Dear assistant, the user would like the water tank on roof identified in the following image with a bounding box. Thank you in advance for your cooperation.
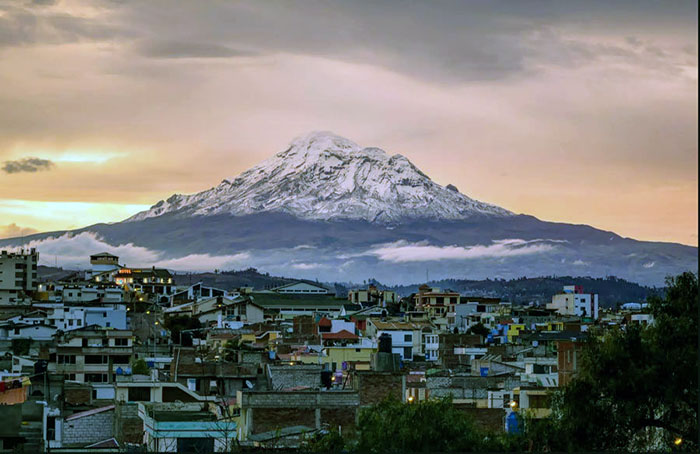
[506,411,522,434]
[378,333,392,353]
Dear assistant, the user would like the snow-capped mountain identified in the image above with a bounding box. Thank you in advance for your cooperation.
[128,131,512,224]
[1,131,696,287]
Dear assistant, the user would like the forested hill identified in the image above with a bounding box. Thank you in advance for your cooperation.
[38,265,660,308]
[382,275,660,307]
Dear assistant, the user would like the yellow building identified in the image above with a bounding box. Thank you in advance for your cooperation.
[323,342,376,371]
[240,330,279,349]
[506,324,526,343]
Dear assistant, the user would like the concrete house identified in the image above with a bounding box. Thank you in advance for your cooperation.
[365,319,437,361]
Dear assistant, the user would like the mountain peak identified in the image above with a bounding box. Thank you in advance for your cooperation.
[128,132,513,223]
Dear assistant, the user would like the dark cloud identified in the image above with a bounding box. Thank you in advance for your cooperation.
[1,0,696,82]
[135,40,256,59]
[0,3,123,49]
[2,157,55,174]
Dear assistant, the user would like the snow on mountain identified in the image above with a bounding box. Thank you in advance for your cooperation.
[128,131,513,224]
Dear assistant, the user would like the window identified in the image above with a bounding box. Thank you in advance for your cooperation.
[85,373,108,383]
[112,355,130,364]
[403,347,413,360]
[85,355,107,364]
[128,387,150,401]
[58,355,76,364]
[114,338,129,346]
[404,334,412,342]
[533,364,549,374]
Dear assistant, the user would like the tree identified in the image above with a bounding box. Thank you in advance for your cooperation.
[466,322,490,337]
[547,272,698,452]
[355,397,483,453]
[132,358,150,376]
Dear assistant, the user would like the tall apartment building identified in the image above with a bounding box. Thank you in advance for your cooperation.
[0,248,39,305]
[50,326,135,384]
[547,285,599,320]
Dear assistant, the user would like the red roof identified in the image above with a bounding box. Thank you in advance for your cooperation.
[322,330,358,340]
[318,317,332,327]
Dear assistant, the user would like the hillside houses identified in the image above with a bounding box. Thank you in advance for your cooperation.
[0,248,642,451]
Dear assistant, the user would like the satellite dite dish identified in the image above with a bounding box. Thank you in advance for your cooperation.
[245,380,254,389]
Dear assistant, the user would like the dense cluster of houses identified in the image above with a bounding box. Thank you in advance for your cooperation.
[0,249,654,452]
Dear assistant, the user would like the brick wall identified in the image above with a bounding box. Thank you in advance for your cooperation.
[240,390,360,435]
[253,408,316,434]
[114,402,142,445]
[64,386,91,405]
[321,408,356,432]
[63,410,114,446]
[267,364,322,390]
[353,372,404,406]
[240,391,359,409]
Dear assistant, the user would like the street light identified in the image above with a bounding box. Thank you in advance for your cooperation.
[407,395,414,403]
[674,438,682,446]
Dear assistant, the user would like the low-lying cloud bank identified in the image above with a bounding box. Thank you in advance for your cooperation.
[14,232,249,272]
[358,239,563,263]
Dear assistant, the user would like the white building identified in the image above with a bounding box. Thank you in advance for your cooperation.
[61,285,124,304]
[86,252,122,282]
[547,285,599,320]
[0,248,38,305]
[47,306,128,331]
[0,323,57,340]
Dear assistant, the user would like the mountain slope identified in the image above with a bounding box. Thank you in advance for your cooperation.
[128,131,512,224]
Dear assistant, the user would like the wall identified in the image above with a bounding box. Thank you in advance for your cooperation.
[353,371,405,406]
[238,390,359,437]
[62,410,114,446]
[267,364,321,390]
[114,402,142,445]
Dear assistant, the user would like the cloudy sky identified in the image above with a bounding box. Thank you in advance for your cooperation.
[0,0,697,245]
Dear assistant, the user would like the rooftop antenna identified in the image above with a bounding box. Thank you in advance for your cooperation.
[426,267,429,284]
